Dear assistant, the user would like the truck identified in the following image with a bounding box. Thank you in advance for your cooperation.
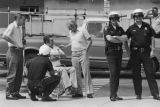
[0,15,160,76]
[0,17,129,69]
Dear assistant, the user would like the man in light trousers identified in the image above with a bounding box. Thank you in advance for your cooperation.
[64,20,93,98]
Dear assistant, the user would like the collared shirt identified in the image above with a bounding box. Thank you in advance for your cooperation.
[152,15,160,34]
[103,22,125,47]
[3,21,23,47]
[126,22,155,47]
[26,55,54,80]
[69,24,91,52]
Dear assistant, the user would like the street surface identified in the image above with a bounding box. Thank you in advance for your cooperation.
[0,64,160,107]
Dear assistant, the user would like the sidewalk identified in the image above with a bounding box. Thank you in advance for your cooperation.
[0,91,160,107]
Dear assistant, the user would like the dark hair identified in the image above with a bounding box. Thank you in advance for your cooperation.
[67,20,77,30]
[109,14,120,22]
[14,13,25,20]
[152,7,158,11]
[43,35,52,44]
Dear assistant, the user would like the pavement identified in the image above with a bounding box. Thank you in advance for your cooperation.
[0,90,160,107]
[1,63,160,107]
[0,77,160,107]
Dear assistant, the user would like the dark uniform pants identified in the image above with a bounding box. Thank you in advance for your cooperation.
[106,50,122,98]
[27,76,60,96]
[131,49,159,97]
[6,47,23,96]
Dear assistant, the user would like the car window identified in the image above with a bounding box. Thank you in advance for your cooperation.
[87,22,107,38]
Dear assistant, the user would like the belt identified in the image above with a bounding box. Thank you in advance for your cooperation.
[9,46,23,50]
[108,46,122,51]
[131,47,146,53]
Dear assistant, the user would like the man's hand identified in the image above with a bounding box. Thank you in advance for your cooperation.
[54,70,62,77]
[150,50,155,57]
[59,44,66,48]
[59,44,71,49]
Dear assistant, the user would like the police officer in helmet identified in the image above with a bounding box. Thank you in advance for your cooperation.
[103,11,128,101]
[126,9,160,100]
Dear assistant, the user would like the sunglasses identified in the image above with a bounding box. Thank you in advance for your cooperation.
[110,17,119,21]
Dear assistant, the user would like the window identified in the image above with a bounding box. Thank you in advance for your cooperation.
[20,6,39,12]
[87,22,107,38]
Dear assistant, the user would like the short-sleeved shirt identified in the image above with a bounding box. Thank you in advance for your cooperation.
[69,24,91,52]
[27,55,54,81]
[126,22,155,47]
[103,22,125,47]
[50,45,65,67]
[3,21,23,47]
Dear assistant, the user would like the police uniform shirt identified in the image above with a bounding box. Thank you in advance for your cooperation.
[126,22,155,47]
[103,22,125,47]
[27,55,54,81]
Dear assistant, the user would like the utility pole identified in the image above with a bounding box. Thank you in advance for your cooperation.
[104,0,110,17]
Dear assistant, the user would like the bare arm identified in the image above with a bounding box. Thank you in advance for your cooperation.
[150,36,155,57]
[2,35,17,46]
[124,40,130,57]
[114,35,128,42]
[106,35,122,43]
[86,37,92,53]
[2,24,19,47]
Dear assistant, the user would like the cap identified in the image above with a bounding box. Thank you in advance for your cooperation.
[132,9,144,18]
[109,11,120,21]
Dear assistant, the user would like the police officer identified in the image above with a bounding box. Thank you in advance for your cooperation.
[103,11,128,101]
[126,9,160,100]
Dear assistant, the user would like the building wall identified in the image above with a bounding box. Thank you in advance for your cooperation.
[111,0,160,11]
[44,0,160,12]
[44,0,104,11]
[0,0,44,11]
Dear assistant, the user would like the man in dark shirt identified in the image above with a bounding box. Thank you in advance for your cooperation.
[126,9,160,100]
[26,35,60,101]
[103,11,128,101]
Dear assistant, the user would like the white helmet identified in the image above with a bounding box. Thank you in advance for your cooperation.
[109,11,120,21]
[132,9,144,18]
[39,44,51,55]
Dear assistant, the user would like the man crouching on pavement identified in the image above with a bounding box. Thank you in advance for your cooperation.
[26,35,60,101]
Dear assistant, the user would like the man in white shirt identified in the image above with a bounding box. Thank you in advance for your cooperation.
[145,7,160,36]
[66,20,93,98]
[50,44,77,95]
[2,14,26,100]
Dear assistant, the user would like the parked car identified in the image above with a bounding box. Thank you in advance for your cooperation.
[1,17,160,77]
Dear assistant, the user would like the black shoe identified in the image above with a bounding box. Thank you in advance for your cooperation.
[13,93,26,99]
[87,94,93,98]
[6,95,19,100]
[115,96,123,100]
[153,95,160,100]
[136,95,142,100]
[42,96,57,101]
[72,94,83,98]
[110,97,117,101]
[30,94,38,101]
[110,96,123,101]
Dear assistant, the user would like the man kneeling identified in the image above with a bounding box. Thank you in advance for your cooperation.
[26,35,60,101]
